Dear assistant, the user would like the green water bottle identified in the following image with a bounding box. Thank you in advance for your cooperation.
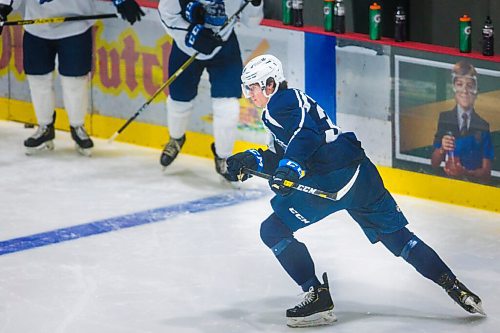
[282,0,292,25]
[459,14,472,53]
[324,0,334,32]
[369,2,381,40]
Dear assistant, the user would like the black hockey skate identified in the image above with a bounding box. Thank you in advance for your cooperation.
[160,135,185,168]
[286,272,337,328]
[24,112,56,155]
[210,143,232,181]
[439,273,486,316]
[70,125,94,157]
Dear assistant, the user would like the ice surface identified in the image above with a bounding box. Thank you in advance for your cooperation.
[1,120,499,333]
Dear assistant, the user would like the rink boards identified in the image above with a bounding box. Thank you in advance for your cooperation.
[0,4,498,213]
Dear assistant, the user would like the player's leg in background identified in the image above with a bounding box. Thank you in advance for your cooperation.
[260,213,336,327]
[207,32,242,178]
[23,31,57,153]
[160,42,203,168]
[210,97,239,178]
[57,28,93,155]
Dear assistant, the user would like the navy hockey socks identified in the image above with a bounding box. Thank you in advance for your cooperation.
[260,214,321,291]
[274,238,321,291]
[404,237,455,283]
[380,227,455,284]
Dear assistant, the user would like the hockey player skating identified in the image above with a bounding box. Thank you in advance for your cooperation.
[0,0,144,156]
[157,0,263,179]
[225,54,486,327]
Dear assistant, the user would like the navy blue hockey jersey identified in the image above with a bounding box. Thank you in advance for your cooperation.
[261,88,365,175]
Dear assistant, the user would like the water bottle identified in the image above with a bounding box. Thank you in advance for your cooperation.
[459,14,472,53]
[333,0,346,34]
[323,0,334,32]
[292,0,303,27]
[282,0,292,25]
[445,131,455,163]
[482,16,494,56]
[394,5,407,42]
[369,2,381,40]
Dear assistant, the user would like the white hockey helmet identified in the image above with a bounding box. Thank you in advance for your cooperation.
[241,54,285,98]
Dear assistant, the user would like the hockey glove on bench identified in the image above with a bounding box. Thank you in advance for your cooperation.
[226,149,264,182]
[269,159,303,196]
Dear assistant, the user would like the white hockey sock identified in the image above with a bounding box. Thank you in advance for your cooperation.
[60,74,90,127]
[166,96,193,139]
[212,97,240,158]
[27,73,56,126]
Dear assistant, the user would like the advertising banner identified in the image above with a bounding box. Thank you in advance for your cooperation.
[394,54,500,186]
[0,3,306,147]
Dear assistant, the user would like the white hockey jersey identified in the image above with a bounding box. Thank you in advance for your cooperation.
[0,0,100,40]
[158,0,263,60]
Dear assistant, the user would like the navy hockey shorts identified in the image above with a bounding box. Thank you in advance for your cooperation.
[23,28,92,76]
[168,32,243,101]
[271,157,408,243]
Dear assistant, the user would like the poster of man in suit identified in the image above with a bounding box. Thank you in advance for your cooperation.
[394,56,499,186]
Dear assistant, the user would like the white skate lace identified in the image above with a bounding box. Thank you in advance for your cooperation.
[30,125,49,139]
[74,126,89,140]
[163,139,181,157]
[296,287,316,308]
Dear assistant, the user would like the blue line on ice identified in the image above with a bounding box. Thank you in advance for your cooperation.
[0,190,264,256]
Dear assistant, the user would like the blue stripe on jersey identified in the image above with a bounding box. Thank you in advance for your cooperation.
[305,32,336,122]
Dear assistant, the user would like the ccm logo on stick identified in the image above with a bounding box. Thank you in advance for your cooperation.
[289,207,310,224]
[296,184,316,194]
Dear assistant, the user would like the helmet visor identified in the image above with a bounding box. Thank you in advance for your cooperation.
[241,82,264,98]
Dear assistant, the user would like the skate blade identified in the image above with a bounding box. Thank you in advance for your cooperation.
[25,141,55,156]
[287,310,337,328]
[465,297,487,316]
[75,145,92,157]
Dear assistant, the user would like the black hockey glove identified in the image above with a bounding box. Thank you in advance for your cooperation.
[182,0,227,26]
[269,159,303,196]
[0,4,13,21]
[185,24,222,55]
[226,149,264,182]
[181,0,204,24]
[113,0,145,25]
[250,0,262,6]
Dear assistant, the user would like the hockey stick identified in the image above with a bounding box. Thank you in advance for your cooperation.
[107,0,252,143]
[0,13,118,27]
[242,168,340,201]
